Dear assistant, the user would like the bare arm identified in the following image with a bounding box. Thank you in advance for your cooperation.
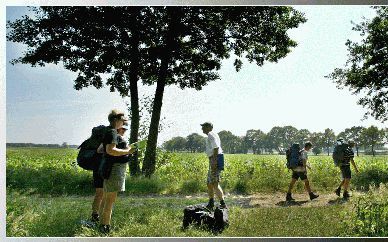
[97,143,104,154]
[211,147,219,171]
[106,143,135,156]
[302,158,309,170]
[350,159,359,173]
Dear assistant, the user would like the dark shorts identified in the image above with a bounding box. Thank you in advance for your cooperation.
[292,171,307,180]
[93,169,104,188]
[340,165,352,179]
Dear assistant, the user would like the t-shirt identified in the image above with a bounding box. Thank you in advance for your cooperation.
[117,135,128,149]
[102,127,123,163]
[341,147,354,166]
[205,131,223,157]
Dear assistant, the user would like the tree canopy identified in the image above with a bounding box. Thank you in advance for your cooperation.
[327,6,388,122]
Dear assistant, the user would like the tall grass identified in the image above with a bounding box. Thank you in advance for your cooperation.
[6,148,388,196]
[6,189,346,237]
[342,184,388,236]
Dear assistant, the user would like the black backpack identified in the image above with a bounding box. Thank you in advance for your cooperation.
[182,204,229,233]
[77,125,107,170]
[333,142,349,166]
[286,144,302,169]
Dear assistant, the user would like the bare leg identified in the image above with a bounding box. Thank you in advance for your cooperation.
[92,188,103,215]
[304,179,312,193]
[213,182,225,201]
[338,179,345,189]
[101,192,118,225]
[207,183,214,199]
[287,178,297,193]
[343,178,350,192]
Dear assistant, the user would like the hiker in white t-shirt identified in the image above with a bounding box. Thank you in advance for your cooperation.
[286,142,319,202]
[201,122,227,210]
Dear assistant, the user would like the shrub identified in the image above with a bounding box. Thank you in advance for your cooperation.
[342,184,388,236]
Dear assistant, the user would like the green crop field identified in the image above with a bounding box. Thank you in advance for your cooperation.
[6,148,388,237]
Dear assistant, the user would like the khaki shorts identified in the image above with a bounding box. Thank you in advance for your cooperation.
[103,163,127,192]
[207,157,221,184]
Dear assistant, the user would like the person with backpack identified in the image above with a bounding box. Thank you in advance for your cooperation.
[334,140,359,200]
[201,122,227,210]
[99,109,136,234]
[286,142,319,202]
[77,125,109,224]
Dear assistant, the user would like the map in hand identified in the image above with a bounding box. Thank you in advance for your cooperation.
[130,140,147,150]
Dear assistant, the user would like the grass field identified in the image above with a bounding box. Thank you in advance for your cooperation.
[6,148,388,237]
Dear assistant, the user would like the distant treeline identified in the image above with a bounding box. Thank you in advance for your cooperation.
[162,125,388,156]
[7,143,78,148]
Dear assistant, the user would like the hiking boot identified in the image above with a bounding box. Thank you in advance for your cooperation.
[286,193,295,202]
[206,203,214,211]
[220,200,228,209]
[206,198,214,210]
[100,224,110,234]
[309,192,319,200]
[343,191,350,200]
[335,188,341,197]
[91,213,99,223]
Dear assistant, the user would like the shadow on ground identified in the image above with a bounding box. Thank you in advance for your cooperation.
[275,200,309,207]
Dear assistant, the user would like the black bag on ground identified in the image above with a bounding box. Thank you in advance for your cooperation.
[214,206,229,232]
[182,204,228,233]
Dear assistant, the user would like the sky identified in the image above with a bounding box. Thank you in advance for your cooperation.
[5,5,388,146]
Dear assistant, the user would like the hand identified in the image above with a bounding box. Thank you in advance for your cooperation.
[128,147,136,155]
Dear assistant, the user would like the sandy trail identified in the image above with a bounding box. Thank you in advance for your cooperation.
[226,192,356,208]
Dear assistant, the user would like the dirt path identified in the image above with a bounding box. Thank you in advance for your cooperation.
[111,191,361,208]
[226,192,356,208]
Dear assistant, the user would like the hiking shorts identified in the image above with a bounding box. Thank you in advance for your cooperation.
[207,157,221,184]
[93,169,104,188]
[340,165,352,179]
[292,171,307,180]
[103,162,128,192]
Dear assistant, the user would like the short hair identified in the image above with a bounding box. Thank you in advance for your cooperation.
[305,141,313,148]
[108,109,125,124]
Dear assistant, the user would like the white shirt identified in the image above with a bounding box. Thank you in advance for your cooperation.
[206,131,223,157]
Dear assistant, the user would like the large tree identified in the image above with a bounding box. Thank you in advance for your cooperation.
[244,129,266,154]
[310,132,325,155]
[296,128,311,147]
[8,6,306,177]
[323,128,336,155]
[327,6,388,122]
[6,6,159,176]
[218,130,241,154]
[337,126,364,156]
[186,133,206,153]
[142,6,306,176]
[266,126,299,153]
[360,125,385,156]
[162,136,187,152]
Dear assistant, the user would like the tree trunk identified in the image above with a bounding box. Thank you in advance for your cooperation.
[125,9,141,176]
[356,145,359,156]
[372,144,375,156]
[142,11,178,177]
